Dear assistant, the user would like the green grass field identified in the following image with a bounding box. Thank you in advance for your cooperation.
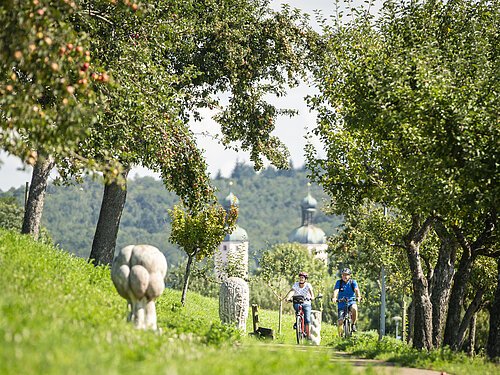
[0,230,346,375]
[1,229,498,375]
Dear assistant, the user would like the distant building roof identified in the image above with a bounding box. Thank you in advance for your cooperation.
[301,193,318,210]
[289,225,326,245]
[224,225,248,242]
[289,190,326,245]
[222,190,248,242]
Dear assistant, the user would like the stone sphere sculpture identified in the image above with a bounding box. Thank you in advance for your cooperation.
[111,245,167,330]
[310,309,322,345]
[219,277,249,331]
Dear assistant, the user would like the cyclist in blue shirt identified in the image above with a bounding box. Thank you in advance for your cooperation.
[332,268,361,336]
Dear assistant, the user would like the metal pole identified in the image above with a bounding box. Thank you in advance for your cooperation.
[380,204,387,340]
[402,296,406,342]
[379,265,386,340]
[278,300,283,335]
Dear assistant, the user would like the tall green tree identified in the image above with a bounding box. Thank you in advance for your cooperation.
[68,0,313,265]
[307,0,499,352]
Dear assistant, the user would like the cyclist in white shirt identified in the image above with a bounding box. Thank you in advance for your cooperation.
[286,271,315,339]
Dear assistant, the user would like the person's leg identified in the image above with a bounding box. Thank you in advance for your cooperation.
[303,304,312,338]
[351,303,358,324]
[337,308,345,337]
[350,303,358,331]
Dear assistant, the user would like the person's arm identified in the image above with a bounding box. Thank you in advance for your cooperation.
[308,284,315,300]
[355,287,361,302]
[354,280,361,302]
[332,288,339,303]
[284,286,295,301]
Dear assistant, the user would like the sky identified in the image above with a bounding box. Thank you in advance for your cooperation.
[0,1,379,192]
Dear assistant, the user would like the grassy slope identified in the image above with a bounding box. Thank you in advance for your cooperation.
[2,230,497,375]
[0,230,345,375]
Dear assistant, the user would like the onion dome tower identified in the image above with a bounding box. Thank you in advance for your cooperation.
[288,184,328,263]
[215,184,249,280]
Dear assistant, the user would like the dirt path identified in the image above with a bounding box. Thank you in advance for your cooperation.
[263,344,445,375]
[330,351,444,375]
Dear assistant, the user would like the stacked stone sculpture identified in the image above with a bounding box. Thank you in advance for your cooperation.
[219,277,249,331]
[111,245,167,330]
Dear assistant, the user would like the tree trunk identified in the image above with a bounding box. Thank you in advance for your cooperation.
[89,167,130,266]
[405,215,434,350]
[278,300,283,335]
[443,247,475,347]
[430,221,458,348]
[466,312,477,356]
[446,213,498,349]
[487,258,500,360]
[407,299,415,345]
[181,254,194,306]
[456,288,484,350]
[21,155,55,240]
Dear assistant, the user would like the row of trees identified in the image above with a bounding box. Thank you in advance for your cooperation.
[306,0,499,358]
[2,0,498,360]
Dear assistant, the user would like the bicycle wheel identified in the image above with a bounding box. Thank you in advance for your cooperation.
[343,317,351,338]
[296,315,304,344]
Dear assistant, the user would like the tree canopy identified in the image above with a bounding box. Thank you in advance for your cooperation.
[306,0,499,352]
[0,0,103,165]
[2,0,314,210]
[307,0,499,226]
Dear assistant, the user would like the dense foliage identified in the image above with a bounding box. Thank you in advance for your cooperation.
[308,0,499,222]
[0,196,23,231]
[0,0,103,167]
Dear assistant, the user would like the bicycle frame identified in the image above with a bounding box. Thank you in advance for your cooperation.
[292,296,306,344]
[338,297,353,338]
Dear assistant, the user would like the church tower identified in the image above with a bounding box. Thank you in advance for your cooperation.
[288,185,328,263]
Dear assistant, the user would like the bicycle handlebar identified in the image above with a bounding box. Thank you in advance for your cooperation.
[336,297,357,303]
[287,294,323,303]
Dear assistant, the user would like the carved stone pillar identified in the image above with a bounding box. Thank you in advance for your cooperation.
[219,277,249,331]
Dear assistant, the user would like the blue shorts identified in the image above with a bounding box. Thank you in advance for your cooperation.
[338,303,356,321]
[294,303,312,324]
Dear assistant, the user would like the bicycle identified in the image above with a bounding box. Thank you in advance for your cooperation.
[291,294,323,344]
[337,297,355,338]
[291,295,307,344]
